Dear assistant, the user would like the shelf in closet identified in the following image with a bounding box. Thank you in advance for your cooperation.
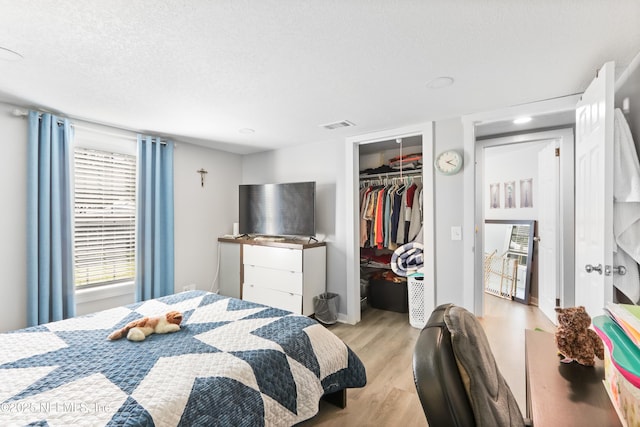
[359,169,423,179]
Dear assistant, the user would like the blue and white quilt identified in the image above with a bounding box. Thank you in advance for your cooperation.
[0,291,366,426]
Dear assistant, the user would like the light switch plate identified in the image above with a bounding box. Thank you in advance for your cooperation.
[451,226,462,241]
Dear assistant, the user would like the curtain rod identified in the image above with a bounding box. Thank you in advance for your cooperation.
[11,107,170,144]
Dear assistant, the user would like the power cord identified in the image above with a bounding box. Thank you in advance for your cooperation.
[210,240,221,293]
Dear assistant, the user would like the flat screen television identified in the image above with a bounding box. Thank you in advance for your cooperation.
[239,181,316,237]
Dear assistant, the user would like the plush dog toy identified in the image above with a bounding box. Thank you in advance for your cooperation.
[555,306,604,366]
[108,311,183,342]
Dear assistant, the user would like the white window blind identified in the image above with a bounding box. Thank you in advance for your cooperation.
[74,147,136,288]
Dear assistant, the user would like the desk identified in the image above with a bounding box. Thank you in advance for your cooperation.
[525,329,622,426]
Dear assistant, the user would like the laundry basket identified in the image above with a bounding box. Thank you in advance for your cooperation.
[408,273,428,329]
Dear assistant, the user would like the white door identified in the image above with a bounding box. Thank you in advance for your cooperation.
[538,140,560,324]
[574,61,615,318]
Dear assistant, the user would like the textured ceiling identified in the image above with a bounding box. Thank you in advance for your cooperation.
[0,1,639,154]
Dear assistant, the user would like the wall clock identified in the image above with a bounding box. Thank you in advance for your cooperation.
[434,150,463,175]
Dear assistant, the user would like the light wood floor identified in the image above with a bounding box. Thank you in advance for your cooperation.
[299,295,556,426]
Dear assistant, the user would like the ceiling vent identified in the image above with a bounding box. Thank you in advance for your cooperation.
[320,120,355,130]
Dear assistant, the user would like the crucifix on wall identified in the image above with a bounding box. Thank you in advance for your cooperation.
[197,168,208,187]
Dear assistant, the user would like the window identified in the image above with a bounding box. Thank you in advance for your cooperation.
[74,147,136,288]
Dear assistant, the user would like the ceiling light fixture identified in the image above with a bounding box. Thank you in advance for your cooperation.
[513,117,532,125]
[426,76,454,89]
[0,46,23,61]
[239,128,255,134]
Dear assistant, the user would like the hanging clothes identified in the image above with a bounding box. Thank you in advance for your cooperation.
[389,184,405,250]
[359,176,423,249]
[359,186,373,247]
[408,183,423,242]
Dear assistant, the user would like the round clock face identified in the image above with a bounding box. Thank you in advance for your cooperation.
[434,150,463,175]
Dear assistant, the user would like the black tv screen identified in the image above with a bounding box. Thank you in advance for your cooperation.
[239,181,316,237]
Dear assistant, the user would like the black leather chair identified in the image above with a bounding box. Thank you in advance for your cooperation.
[412,304,527,427]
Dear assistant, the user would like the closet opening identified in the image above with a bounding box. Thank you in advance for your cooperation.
[345,123,434,325]
[359,136,424,315]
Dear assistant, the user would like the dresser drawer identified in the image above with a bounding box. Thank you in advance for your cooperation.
[244,265,303,294]
[243,244,302,272]
[242,283,302,314]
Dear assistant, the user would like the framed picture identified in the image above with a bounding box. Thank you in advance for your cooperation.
[504,181,516,209]
[489,183,500,208]
[520,178,533,208]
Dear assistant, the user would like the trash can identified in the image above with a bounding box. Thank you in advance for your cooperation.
[313,292,339,325]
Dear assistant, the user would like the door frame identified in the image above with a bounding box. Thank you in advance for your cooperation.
[475,128,575,313]
[462,95,580,316]
[344,122,435,325]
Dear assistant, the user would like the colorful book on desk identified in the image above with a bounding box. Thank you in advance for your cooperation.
[593,315,640,388]
[605,303,640,347]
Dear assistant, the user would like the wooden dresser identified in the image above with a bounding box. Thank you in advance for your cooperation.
[217,237,326,315]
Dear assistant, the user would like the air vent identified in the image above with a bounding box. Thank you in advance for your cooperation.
[320,120,355,130]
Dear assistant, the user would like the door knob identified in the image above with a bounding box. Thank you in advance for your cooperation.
[585,264,603,274]
[613,265,627,276]
[604,265,628,276]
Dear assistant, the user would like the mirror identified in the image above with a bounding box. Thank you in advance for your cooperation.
[483,219,535,304]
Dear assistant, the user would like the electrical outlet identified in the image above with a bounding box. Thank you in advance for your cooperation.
[183,284,196,292]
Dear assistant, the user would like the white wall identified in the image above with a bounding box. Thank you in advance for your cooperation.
[483,141,548,221]
[0,103,242,332]
[0,104,28,332]
[242,139,346,312]
[174,143,242,293]
[433,119,466,307]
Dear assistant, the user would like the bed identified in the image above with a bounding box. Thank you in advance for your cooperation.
[0,290,366,426]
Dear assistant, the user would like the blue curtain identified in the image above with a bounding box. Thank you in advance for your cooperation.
[27,111,75,326]
[136,135,175,301]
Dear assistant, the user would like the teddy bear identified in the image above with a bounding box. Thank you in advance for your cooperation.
[555,306,604,366]
[108,311,183,341]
